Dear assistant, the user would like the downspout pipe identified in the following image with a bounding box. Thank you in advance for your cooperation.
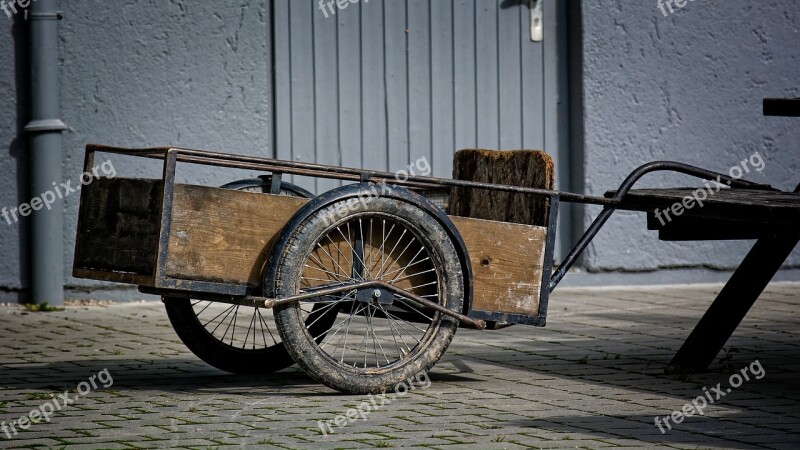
[24,0,66,306]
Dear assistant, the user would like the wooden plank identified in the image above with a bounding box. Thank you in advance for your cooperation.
[73,178,162,278]
[165,185,308,286]
[450,216,547,316]
[609,188,800,226]
[450,149,555,227]
[75,177,549,314]
[647,214,799,241]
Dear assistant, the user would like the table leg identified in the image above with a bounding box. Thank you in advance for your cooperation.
[667,233,799,373]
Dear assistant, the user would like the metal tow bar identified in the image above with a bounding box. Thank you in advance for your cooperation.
[243,281,486,330]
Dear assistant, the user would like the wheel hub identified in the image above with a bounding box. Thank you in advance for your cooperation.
[355,287,394,305]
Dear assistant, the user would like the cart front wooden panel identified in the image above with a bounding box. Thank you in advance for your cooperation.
[74,178,549,315]
[451,217,548,316]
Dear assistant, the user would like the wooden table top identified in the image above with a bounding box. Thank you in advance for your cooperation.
[604,187,800,226]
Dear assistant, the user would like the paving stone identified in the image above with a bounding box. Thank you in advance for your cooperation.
[0,283,798,448]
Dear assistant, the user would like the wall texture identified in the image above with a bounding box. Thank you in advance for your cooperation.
[0,15,27,297]
[579,0,799,274]
[1,0,272,300]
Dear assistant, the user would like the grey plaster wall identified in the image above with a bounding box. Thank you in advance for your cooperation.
[579,0,799,273]
[0,15,28,295]
[1,0,272,299]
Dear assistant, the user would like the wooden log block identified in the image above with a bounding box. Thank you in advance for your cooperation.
[449,149,555,227]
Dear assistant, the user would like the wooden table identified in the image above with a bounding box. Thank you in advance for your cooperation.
[605,186,800,372]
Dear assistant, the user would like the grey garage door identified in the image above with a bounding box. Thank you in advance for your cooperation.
[273,0,565,196]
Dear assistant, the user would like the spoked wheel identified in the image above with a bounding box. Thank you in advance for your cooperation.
[164,176,326,374]
[272,194,464,394]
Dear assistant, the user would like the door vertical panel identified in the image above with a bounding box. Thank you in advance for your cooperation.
[361,1,388,171]
[274,0,553,191]
[475,2,500,149]
[521,2,545,151]
[407,0,433,170]
[431,0,455,178]
[289,0,316,193]
[337,5,362,170]
[384,0,410,172]
[314,1,341,193]
[498,4,524,150]
[454,0,478,157]
[273,1,292,169]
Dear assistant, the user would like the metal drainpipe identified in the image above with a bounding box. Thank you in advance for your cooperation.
[24,0,67,306]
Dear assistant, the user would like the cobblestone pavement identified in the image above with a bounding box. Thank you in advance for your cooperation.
[0,283,798,449]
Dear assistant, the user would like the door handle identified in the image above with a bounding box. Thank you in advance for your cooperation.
[530,0,543,42]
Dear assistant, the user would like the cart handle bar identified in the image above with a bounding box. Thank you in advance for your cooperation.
[548,161,778,291]
[92,145,619,205]
[91,145,771,206]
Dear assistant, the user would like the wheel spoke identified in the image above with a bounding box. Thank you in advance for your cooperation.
[257,308,278,346]
[205,304,236,331]
[194,300,214,318]
[243,308,256,349]
[379,229,407,278]
[392,267,438,284]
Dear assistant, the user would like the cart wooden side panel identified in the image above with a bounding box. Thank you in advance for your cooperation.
[73,178,162,286]
[74,178,549,317]
[166,185,308,286]
[450,217,547,316]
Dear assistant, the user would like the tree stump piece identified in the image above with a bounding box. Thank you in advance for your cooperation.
[449,149,555,227]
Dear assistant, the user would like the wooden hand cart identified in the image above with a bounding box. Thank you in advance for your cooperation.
[73,144,800,394]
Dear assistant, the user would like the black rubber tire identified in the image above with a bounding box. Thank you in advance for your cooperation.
[163,177,320,374]
[272,195,463,394]
[164,296,296,374]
